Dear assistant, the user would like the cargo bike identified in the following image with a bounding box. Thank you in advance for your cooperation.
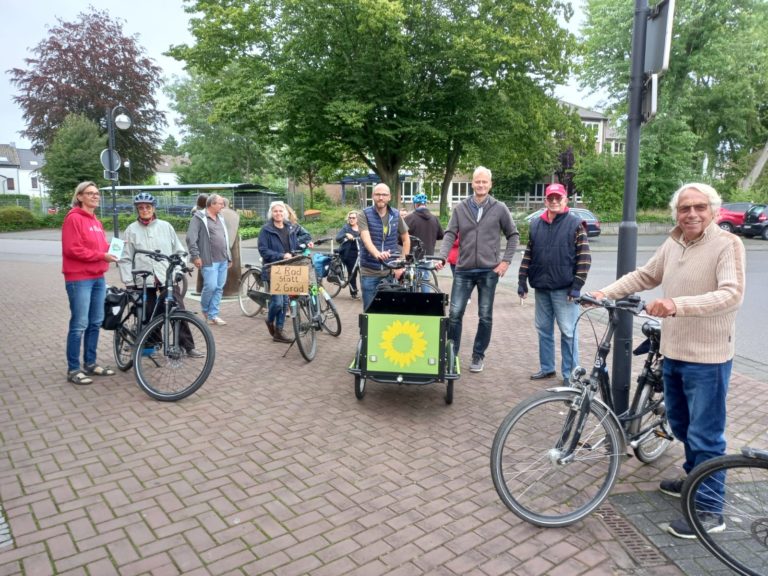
[347,255,460,404]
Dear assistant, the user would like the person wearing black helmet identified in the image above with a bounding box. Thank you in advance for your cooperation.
[118,193,203,357]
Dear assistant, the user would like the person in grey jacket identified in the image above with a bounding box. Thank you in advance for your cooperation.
[186,193,232,325]
[437,166,519,373]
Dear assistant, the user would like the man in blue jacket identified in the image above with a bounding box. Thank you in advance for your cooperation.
[518,183,591,383]
[357,183,410,310]
[437,167,519,373]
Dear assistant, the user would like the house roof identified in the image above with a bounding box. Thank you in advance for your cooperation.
[558,100,608,122]
[0,144,21,166]
[17,148,45,171]
[155,154,191,174]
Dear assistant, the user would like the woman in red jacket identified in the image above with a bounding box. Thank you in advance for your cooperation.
[62,182,119,385]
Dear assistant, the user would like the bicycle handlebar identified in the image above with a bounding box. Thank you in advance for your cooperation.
[578,293,645,315]
[381,254,446,270]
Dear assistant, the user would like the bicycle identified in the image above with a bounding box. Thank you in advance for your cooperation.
[680,446,768,576]
[380,252,442,293]
[319,237,359,298]
[238,263,269,317]
[267,242,342,362]
[111,249,215,401]
[490,294,673,527]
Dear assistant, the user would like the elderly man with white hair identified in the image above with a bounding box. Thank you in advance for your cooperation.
[590,182,746,539]
[186,193,232,326]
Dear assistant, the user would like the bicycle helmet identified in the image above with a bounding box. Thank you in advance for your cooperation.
[413,193,428,205]
[133,192,157,207]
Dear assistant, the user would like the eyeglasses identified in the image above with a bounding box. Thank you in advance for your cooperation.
[348,216,357,219]
[81,191,100,197]
[137,204,154,210]
[545,196,564,203]
[677,203,710,214]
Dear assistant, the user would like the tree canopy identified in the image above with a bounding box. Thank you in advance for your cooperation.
[170,0,578,208]
[579,0,768,194]
[40,114,105,207]
[9,7,165,182]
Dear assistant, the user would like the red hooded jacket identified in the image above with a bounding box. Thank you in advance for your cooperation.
[61,207,109,281]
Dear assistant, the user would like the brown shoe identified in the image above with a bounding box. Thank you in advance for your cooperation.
[273,327,294,344]
[265,319,275,337]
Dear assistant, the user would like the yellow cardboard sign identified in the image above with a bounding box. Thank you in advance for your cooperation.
[270,265,309,295]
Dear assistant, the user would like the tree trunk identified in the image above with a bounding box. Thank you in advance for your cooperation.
[372,154,402,207]
[739,140,768,190]
[439,141,463,219]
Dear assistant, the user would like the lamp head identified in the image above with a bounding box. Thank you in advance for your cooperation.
[114,113,131,131]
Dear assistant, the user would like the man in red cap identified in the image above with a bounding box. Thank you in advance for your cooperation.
[518,183,591,383]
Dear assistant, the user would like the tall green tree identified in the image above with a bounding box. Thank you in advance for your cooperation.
[580,0,768,191]
[9,7,165,181]
[170,0,577,209]
[165,74,273,184]
[40,114,104,206]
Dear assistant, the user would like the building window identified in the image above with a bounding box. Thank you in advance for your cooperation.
[612,141,625,155]
[31,177,39,189]
[451,181,472,204]
[7,178,15,191]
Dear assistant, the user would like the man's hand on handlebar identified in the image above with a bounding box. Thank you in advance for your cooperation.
[645,298,676,318]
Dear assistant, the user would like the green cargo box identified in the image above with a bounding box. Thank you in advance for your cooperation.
[348,291,460,404]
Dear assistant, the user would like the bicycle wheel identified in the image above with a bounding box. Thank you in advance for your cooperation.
[318,294,342,336]
[113,307,140,372]
[238,268,268,317]
[291,297,317,361]
[490,389,624,527]
[133,311,215,401]
[415,278,441,293]
[321,257,344,298]
[681,452,768,576]
[632,382,672,464]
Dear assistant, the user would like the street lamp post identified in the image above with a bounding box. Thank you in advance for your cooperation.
[123,160,132,184]
[104,105,131,238]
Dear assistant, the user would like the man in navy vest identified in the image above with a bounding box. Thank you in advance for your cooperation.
[518,183,591,383]
[358,183,411,310]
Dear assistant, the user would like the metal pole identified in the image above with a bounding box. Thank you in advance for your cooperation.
[612,0,648,415]
[107,106,120,239]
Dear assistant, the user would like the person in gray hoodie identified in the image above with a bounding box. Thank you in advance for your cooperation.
[437,166,519,373]
[186,193,232,325]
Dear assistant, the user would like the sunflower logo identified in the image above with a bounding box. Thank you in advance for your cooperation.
[379,320,428,368]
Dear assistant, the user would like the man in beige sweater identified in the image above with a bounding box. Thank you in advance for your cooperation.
[590,182,746,539]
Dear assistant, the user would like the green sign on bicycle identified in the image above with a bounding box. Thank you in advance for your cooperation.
[366,314,442,375]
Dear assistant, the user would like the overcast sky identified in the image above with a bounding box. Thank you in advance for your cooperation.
[1,0,598,150]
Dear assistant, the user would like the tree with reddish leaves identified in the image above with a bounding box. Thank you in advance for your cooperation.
[8,7,164,182]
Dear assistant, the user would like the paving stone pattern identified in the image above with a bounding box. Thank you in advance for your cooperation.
[0,255,765,575]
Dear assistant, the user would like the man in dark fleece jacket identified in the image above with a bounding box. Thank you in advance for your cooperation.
[404,193,443,292]
[437,166,519,373]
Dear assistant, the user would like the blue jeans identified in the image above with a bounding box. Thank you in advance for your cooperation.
[447,269,499,358]
[534,288,579,378]
[65,277,106,372]
[664,358,731,513]
[361,273,389,311]
[200,260,228,319]
[267,295,288,329]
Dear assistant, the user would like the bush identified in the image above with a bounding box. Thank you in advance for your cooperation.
[0,206,40,231]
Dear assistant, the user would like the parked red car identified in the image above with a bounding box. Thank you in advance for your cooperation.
[716,202,752,234]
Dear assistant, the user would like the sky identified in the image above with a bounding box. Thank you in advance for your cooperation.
[1,0,599,150]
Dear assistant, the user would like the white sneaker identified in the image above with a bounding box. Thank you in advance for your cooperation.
[208,317,227,325]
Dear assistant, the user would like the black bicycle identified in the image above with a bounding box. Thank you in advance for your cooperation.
[318,237,359,298]
[680,447,768,576]
[112,249,215,401]
[238,263,269,317]
[380,251,442,293]
[490,294,672,527]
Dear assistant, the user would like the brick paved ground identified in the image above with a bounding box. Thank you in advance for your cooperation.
[0,236,765,575]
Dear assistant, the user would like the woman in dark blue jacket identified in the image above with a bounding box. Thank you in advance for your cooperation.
[258,201,311,343]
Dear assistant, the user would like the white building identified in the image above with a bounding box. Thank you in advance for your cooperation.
[0,143,48,197]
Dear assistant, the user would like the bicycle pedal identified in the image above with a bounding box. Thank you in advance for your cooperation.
[654,429,674,441]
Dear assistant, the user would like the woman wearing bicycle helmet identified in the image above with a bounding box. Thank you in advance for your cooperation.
[61,181,119,385]
[118,193,202,357]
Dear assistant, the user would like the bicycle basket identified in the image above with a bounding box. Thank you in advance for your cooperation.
[102,287,129,330]
[312,253,332,279]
